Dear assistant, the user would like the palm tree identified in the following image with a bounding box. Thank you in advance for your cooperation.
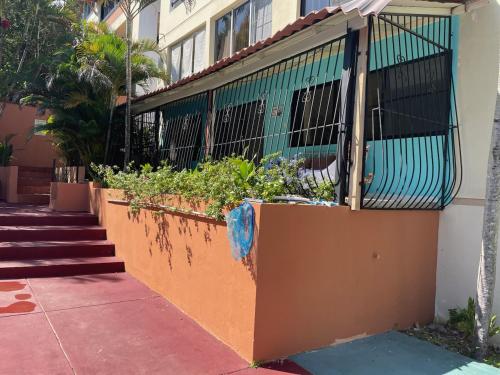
[23,59,110,168]
[22,20,166,171]
[76,21,166,164]
[475,54,500,359]
[102,0,159,169]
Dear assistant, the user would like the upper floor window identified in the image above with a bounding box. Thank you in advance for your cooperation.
[170,0,183,10]
[214,0,272,62]
[83,2,93,18]
[170,29,206,82]
[101,0,118,20]
[300,0,332,16]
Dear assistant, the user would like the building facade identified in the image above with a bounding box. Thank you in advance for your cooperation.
[88,0,500,345]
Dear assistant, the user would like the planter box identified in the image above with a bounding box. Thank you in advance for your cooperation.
[89,187,438,362]
[50,182,89,212]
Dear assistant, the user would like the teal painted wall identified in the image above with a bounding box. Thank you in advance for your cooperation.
[362,16,459,207]
[154,16,460,207]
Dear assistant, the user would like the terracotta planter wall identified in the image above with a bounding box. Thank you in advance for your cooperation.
[50,182,90,212]
[89,187,439,362]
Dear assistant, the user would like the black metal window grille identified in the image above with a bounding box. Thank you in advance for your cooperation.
[212,100,266,161]
[362,14,461,209]
[204,34,352,199]
[365,52,451,139]
[131,111,159,167]
[157,92,207,171]
[131,34,355,202]
[289,79,341,147]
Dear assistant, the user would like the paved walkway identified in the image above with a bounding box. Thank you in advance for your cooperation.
[0,273,307,375]
[291,331,500,375]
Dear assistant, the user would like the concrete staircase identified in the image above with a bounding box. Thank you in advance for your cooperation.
[17,166,52,205]
[0,210,124,278]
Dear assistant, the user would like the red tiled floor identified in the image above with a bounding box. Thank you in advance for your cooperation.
[47,297,249,375]
[28,273,157,311]
[0,313,72,374]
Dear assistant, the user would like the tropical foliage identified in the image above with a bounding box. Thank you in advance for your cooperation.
[0,0,80,104]
[0,134,14,166]
[22,21,166,169]
[102,0,160,168]
[93,155,336,220]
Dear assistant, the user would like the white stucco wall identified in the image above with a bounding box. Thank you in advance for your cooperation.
[435,0,500,340]
[159,0,301,72]
[134,0,162,95]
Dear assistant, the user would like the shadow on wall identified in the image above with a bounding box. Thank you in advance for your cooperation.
[123,200,258,281]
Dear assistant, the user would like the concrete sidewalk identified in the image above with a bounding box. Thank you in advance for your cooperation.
[291,331,500,375]
[0,273,308,375]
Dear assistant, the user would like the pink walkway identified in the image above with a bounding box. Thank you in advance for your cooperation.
[0,272,309,375]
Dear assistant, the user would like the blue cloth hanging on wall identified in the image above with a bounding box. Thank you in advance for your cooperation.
[225,201,255,260]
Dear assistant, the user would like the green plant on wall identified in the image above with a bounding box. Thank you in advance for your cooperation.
[0,134,14,166]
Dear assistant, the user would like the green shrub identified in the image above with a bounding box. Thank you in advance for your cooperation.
[92,154,337,220]
[448,297,500,338]
[0,134,14,167]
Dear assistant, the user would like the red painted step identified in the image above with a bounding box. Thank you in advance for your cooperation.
[0,226,107,242]
[17,194,50,205]
[0,213,98,226]
[0,257,124,278]
[17,185,51,194]
[17,177,52,186]
[0,240,115,260]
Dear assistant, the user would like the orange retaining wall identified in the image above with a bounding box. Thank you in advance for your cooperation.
[89,186,439,362]
[89,187,259,361]
[0,103,60,168]
[253,204,438,360]
[50,182,90,212]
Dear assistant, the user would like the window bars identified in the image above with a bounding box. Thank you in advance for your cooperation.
[128,13,461,210]
[361,14,461,209]
[131,34,354,202]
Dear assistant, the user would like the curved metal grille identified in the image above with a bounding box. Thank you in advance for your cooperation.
[361,14,462,209]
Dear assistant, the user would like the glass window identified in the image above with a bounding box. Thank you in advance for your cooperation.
[170,43,181,82]
[365,53,451,140]
[83,3,92,18]
[213,101,265,161]
[233,2,250,53]
[193,30,206,73]
[289,80,341,147]
[215,13,231,61]
[214,0,272,62]
[301,0,332,16]
[170,29,206,82]
[181,38,194,79]
[252,0,272,43]
[100,0,117,20]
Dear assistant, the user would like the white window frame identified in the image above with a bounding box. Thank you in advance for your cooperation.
[214,0,272,62]
[170,28,206,82]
